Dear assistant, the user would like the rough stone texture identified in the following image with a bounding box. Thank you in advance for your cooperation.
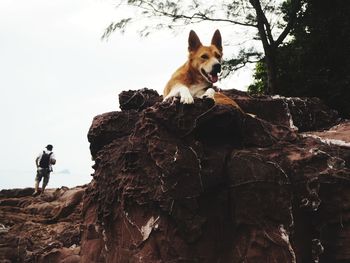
[222,89,340,132]
[119,88,162,111]
[82,88,350,263]
[88,111,140,159]
[1,88,349,263]
[0,186,85,262]
[303,120,350,147]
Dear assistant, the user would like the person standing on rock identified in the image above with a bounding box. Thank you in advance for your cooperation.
[33,144,56,196]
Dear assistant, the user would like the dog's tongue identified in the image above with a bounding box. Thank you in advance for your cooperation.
[210,73,218,83]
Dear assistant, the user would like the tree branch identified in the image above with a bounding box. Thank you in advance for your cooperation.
[248,0,274,45]
[137,1,258,28]
[275,0,301,47]
[222,58,260,77]
[248,0,270,51]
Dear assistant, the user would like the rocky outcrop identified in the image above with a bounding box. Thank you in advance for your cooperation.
[221,89,340,132]
[1,88,348,263]
[82,88,350,263]
[0,186,85,262]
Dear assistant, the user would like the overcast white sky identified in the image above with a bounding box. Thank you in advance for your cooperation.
[0,0,254,189]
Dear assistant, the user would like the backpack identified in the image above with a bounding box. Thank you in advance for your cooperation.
[39,151,53,168]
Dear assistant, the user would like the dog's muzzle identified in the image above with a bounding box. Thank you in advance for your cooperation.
[212,63,221,74]
[201,63,222,83]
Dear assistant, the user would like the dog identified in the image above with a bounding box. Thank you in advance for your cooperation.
[163,29,241,109]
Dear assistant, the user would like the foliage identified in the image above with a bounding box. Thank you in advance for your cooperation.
[105,0,301,93]
[250,0,350,117]
[221,48,262,78]
[103,0,258,38]
[248,61,267,94]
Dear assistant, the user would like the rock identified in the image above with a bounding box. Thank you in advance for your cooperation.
[222,90,340,132]
[0,186,85,262]
[1,88,348,263]
[82,88,350,263]
[0,188,35,198]
[87,111,140,159]
[119,88,161,111]
[303,120,350,148]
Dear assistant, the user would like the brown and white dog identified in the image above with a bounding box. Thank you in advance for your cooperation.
[163,29,241,109]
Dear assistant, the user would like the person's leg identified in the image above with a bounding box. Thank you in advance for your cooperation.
[33,169,43,195]
[41,171,50,195]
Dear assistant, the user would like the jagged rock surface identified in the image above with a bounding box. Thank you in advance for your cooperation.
[0,186,85,262]
[82,88,350,263]
[1,88,348,263]
[221,89,340,132]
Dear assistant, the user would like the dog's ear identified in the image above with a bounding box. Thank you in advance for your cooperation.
[188,30,202,52]
[211,29,222,52]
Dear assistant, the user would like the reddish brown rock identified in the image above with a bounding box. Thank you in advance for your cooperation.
[118,88,161,111]
[88,111,140,159]
[303,120,350,147]
[1,88,348,263]
[81,88,350,263]
[222,89,340,132]
[0,186,85,262]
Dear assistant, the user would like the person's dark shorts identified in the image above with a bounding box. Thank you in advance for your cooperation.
[35,168,50,182]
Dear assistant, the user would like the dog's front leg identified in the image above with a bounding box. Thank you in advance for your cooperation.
[200,88,216,100]
[163,85,194,104]
[179,86,194,104]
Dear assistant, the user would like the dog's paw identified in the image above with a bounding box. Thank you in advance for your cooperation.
[201,88,215,100]
[180,94,194,104]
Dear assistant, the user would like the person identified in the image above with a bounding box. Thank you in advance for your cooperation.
[33,144,56,196]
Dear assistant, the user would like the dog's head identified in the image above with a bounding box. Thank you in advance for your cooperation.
[188,30,223,84]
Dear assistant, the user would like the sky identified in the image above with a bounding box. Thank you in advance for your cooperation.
[0,0,254,190]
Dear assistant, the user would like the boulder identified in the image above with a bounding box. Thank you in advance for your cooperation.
[1,88,348,263]
[82,88,350,263]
